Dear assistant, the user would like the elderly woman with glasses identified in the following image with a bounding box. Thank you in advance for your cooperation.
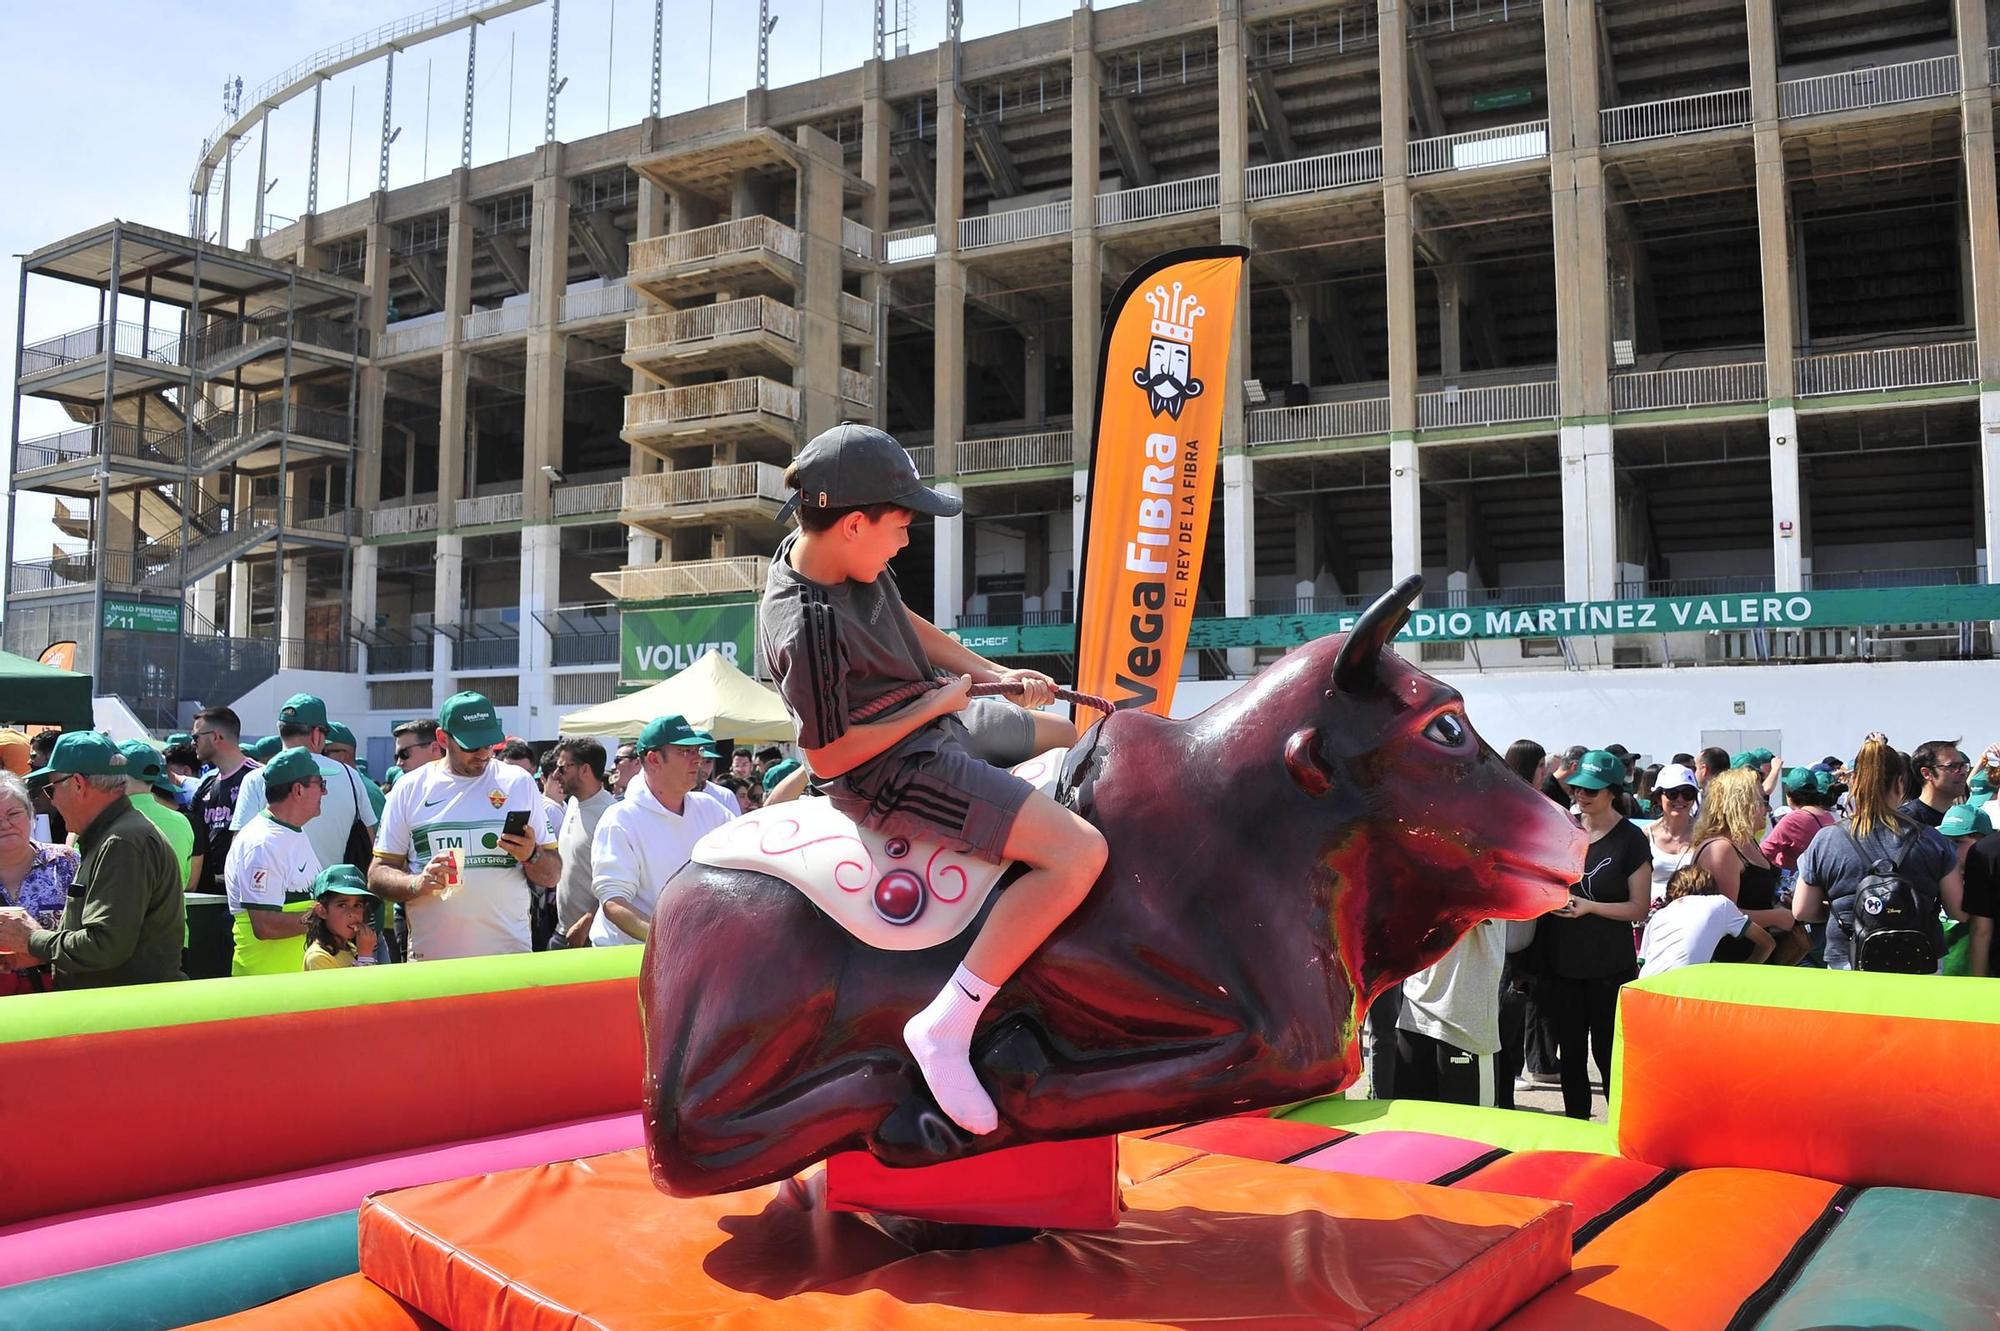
[1539,749,1652,1120]
[0,771,77,994]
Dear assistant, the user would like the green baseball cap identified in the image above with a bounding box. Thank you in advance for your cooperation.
[313,863,374,897]
[1782,766,1816,794]
[1941,803,1992,839]
[761,757,801,791]
[1730,751,1756,770]
[690,729,724,760]
[323,721,358,751]
[263,746,322,790]
[439,691,506,750]
[637,714,708,754]
[381,765,402,789]
[278,694,329,730]
[775,423,961,523]
[1564,749,1627,791]
[116,739,181,796]
[247,736,284,763]
[167,732,193,749]
[28,732,130,784]
[1971,769,1992,794]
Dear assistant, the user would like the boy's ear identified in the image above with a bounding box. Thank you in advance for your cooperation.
[837,509,867,540]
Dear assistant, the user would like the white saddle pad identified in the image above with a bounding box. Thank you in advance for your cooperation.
[690,747,1070,951]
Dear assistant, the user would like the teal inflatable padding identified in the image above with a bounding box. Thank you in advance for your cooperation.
[1278,1097,1618,1156]
[1753,1187,2000,1331]
[0,1211,358,1331]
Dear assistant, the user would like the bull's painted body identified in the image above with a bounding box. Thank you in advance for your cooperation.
[640,578,1585,1198]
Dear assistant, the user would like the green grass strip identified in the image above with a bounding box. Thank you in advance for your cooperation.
[1278,1095,1617,1155]
[1628,963,2000,1026]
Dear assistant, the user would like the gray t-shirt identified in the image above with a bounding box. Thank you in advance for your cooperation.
[555,787,619,932]
[1398,918,1507,1056]
[1798,819,1955,969]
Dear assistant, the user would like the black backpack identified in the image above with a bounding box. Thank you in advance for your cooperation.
[1840,827,1938,975]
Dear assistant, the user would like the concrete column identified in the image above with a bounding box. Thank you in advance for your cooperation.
[1389,437,1422,582]
[1560,423,1617,600]
[1222,452,1255,620]
[432,534,463,698]
[1954,0,2000,579]
[1748,0,1800,593]
[933,49,967,484]
[1381,1,1419,588]
[1218,2,1255,671]
[1436,269,1462,378]
[1288,289,1313,384]
[796,127,847,438]
[522,145,569,527]
[933,483,965,629]
[1024,332,1046,426]
[438,182,478,527]
[191,575,220,636]
[860,61,894,430]
[228,560,253,638]
[1069,13,1101,611]
[1293,504,1320,597]
[628,142,666,569]
[279,554,309,669]
[517,525,558,728]
[355,205,392,510]
[351,544,378,671]
[1769,405,1803,591]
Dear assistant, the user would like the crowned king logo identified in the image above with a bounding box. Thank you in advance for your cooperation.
[1131,280,1207,420]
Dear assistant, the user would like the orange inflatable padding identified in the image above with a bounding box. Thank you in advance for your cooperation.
[1451,1151,1665,1237]
[1495,1167,1838,1331]
[2,979,640,1228]
[1617,983,2000,1198]
[1151,1114,1350,1162]
[360,1139,1572,1331]
[179,1273,441,1331]
[826,1135,1122,1229]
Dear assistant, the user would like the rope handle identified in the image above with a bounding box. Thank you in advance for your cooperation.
[849,678,1115,724]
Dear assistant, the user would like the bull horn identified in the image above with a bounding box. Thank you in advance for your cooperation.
[1332,574,1424,691]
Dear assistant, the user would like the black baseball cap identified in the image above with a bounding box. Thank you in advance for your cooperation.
[775,423,961,523]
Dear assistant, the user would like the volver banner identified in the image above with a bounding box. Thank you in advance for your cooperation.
[1072,246,1247,716]
[621,603,756,681]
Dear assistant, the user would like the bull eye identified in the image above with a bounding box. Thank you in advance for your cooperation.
[1424,712,1468,750]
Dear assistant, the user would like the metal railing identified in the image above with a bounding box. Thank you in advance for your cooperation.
[20,321,182,375]
[1416,380,1558,429]
[1095,174,1221,226]
[960,199,1073,249]
[838,291,874,335]
[1250,593,1372,616]
[1611,361,1766,412]
[14,421,188,472]
[1409,119,1549,175]
[1440,583,1568,608]
[840,367,875,408]
[1807,565,1982,591]
[553,480,623,517]
[626,295,799,354]
[455,491,523,526]
[367,639,434,674]
[1616,574,1777,598]
[286,502,353,537]
[907,445,936,477]
[560,280,636,324]
[623,377,800,431]
[841,217,876,260]
[882,224,937,263]
[956,430,1074,473]
[454,633,521,671]
[628,215,803,271]
[546,603,621,666]
[1246,398,1391,445]
[368,502,440,537]
[1779,55,1959,119]
[605,556,770,600]
[1793,340,1975,397]
[1246,146,1383,200]
[377,318,447,357]
[622,462,789,511]
[1600,88,1752,144]
[462,303,529,341]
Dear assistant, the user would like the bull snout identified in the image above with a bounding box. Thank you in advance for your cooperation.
[1460,760,1587,919]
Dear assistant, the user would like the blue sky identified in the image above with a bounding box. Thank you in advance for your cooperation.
[0,0,1112,597]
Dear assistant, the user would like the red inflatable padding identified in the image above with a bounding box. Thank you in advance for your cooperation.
[361,1140,1573,1330]
[179,1273,441,1330]
[1450,1152,1665,1236]
[825,1136,1121,1229]
[1151,1114,1349,1162]
[0,979,641,1228]
[1617,984,2000,1198]
[1496,1167,1838,1331]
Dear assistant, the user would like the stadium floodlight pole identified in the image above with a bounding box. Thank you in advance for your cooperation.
[651,0,663,118]
[378,49,396,194]
[544,0,561,144]
[757,0,774,90]
[706,0,715,104]
[308,81,322,219]
[254,111,270,244]
[462,21,478,169]
[873,0,884,61]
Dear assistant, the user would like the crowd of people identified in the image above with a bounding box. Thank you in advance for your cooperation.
[0,694,806,992]
[1373,734,1999,1121]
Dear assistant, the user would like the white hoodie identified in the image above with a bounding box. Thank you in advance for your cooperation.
[587,777,730,946]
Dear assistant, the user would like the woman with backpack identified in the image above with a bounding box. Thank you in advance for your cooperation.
[1795,736,1966,973]
[1689,768,1800,963]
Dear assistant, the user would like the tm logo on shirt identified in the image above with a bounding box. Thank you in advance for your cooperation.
[413,820,513,871]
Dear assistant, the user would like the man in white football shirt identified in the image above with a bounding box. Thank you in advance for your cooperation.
[588,715,730,946]
[224,747,327,976]
[368,692,561,961]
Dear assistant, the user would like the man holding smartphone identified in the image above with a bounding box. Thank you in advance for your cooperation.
[368,692,561,960]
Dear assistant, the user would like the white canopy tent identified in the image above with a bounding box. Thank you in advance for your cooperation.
[556,648,795,743]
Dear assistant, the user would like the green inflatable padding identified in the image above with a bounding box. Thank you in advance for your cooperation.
[1623,963,2000,1027]
[0,1211,358,1331]
[0,946,643,1047]
[1277,1096,1617,1156]
[1753,1187,2000,1329]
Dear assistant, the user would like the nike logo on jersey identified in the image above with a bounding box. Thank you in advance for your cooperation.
[423,795,449,807]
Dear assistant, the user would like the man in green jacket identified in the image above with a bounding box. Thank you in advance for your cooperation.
[0,733,185,988]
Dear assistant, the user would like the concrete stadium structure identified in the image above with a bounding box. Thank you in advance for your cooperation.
[9,0,2000,764]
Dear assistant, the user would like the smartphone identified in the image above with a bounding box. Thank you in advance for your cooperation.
[502,809,532,839]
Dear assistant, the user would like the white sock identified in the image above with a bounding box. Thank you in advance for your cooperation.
[902,963,1000,1135]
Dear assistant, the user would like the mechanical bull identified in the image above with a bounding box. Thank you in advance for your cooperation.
[639,575,1584,1197]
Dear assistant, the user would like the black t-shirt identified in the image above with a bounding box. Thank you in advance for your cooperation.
[1899,798,1945,829]
[1543,817,1649,980]
[191,760,259,896]
[1964,829,2000,976]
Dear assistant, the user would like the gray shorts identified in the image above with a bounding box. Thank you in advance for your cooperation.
[828,697,1040,863]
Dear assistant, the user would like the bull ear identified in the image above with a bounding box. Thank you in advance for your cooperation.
[1332,574,1424,692]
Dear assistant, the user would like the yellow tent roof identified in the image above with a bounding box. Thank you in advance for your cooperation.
[556,648,796,743]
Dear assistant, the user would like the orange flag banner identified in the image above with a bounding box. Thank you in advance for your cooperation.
[37,640,78,672]
[1073,247,1247,716]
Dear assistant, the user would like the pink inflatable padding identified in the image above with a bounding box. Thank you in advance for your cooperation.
[0,1112,642,1287]
[1287,1129,1497,1184]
